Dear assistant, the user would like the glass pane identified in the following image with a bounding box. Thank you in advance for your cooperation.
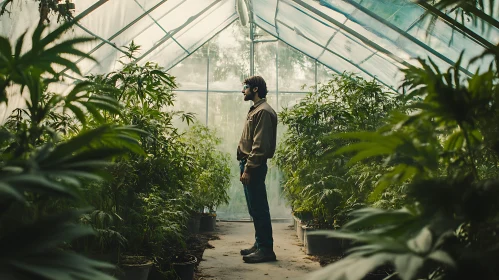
[169,46,208,90]
[149,0,216,35]
[171,91,207,127]
[78,0,152,40]
[278,0,337,47]
[316,63,335,85]
[209,21,251,91]
[255,42,277,93]
[81,45,120,76]
[278,42,317,92]
[176,0,236,51]
[109,17,163,53]
[254,16,278,36]
[360,52,405,88]
[321,0,490,73]
[253,0,278,29]
[140,38,187,70]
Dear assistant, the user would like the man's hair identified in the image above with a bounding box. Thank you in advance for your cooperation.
[244,76,268,98]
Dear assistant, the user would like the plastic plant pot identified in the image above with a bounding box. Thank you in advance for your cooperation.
[173,254,197,280]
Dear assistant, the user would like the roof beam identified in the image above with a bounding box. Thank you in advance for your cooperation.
[60,0,173,75]
[133,0,190,54]
[254,22,369,87]
[277,18,397,90]
[72,0,108,22]
[315,0,472,76]
[58,0,109,79]
[166,15,238,71]
[134,0,223,65]
[417,1,496,50]
[416,0,499,31]
[74,22,128,56]
[286,0,412,70]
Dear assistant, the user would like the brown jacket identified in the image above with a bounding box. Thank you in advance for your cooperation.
[237,99,278,174]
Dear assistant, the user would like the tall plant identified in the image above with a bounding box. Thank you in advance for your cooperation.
[83,41,196,261]
[309,31,499,280]
[0,21,143,280]
[276,73,403,227]
[181,123,232,213]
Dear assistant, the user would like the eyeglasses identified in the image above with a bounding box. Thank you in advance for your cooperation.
[242,84,250,90]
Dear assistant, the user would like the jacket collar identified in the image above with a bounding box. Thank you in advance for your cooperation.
[250,98,266,110]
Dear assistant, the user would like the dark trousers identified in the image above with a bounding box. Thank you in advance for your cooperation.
[240,159,273,251]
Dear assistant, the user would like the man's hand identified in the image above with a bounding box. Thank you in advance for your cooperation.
[240,172,251,185]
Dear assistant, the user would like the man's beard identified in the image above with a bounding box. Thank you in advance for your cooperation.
[244,91,255,101]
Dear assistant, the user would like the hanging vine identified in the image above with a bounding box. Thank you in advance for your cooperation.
[0,0,74,25]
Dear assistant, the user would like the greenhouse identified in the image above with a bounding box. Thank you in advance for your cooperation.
[0,0,498,279]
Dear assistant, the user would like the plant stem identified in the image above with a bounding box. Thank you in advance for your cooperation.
[461,124,479,180]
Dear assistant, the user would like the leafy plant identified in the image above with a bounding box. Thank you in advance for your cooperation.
[1,0,75,25]
[181,123,232,213]
[81,42,199,271]
[0,20,143,280]
[276,73,403,227]
[309,32,499,280]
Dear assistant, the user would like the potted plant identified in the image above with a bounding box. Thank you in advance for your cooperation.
[199,212,217,232]
[172,253,197,280]
[186,211,201,234]
[180,124,232,232]
[118,255,154,280]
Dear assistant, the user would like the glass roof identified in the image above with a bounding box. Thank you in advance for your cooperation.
[0,0,496,89]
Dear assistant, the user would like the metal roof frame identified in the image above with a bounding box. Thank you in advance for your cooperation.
[331,0,474,75]
[59,0,494,88]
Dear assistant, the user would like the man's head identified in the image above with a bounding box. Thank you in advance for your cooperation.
[242,76,268,102]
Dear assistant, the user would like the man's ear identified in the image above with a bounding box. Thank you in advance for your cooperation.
[253,87,258,93]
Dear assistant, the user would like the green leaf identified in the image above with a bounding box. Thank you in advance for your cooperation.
[407,227,432,254]
[343,207,416,230]
[393,254,424,280]
[348,147,393,165]
[3,174,76,198]
[0,35,12,63]
[0,182,25,201]
[65,103,87,126]
[14,31,26,59]
[427,250,456,267]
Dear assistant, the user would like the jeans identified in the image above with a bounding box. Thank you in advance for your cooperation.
[240,159,274,251]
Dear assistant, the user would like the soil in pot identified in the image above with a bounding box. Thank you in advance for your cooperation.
[118,256,153,280]
[172,254,197,280]
[199,213,216,232]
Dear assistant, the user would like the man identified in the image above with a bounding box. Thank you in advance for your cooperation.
[237,76,278,263]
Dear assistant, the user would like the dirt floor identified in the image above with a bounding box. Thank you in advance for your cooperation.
[195,221,321,280]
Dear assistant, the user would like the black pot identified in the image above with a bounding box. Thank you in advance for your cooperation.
[173,255,197,280]
[187,215,201,234]
[199,214,216,232]
[147,266,163,280]
[305,228,350,256]
[304,227,333,255]
[295,223,306,244]
[119,261,153,280]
